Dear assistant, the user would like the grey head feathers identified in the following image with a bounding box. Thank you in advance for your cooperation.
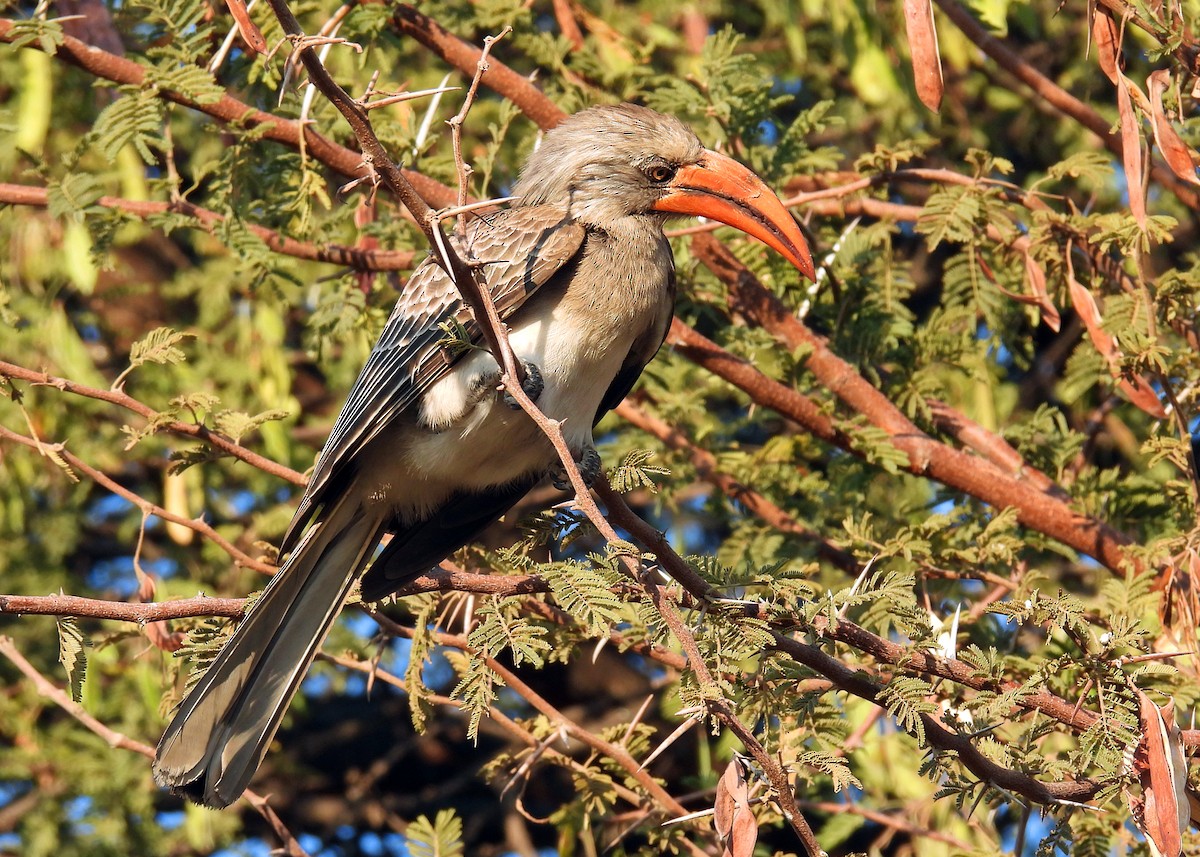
[512,104,704,226]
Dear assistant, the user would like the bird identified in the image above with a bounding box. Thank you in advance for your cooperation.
[153,103,815,808]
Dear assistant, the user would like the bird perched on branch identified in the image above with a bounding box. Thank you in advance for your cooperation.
[154,103,815,807]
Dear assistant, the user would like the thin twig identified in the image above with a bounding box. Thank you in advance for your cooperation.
[260,0,525,388]
[446,26,511,235]
[0,359,305,485]
[0,424,275,573]
[0,182,417,271]
[0,636,312,856]
[362,85,460,111]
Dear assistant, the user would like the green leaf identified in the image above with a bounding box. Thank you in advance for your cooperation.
[145,62,224,105]
[916,185,985,250]
[90,88,165,163]
[174,615,236,699]
[467,599,549,668]
[112,326,192,390]
[876,676,936,744]
[968,0,1011,36]
[542,561,623,637]
[404,598,437,732]
[450,652,499,742]
[405,809,464,857]
[1044,151,1113,187]
[4,17,67,52]
[610,449,670,494]
[46,173,104,221]
[212,408,290,443]
[56,616,89,703]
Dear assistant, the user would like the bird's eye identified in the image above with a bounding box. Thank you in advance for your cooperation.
[646,164,676,183]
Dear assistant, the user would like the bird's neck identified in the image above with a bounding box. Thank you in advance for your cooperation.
[571,215,675,324]
[582,211,670,247]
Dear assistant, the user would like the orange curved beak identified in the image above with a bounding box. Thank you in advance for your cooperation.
[653,149,815,281]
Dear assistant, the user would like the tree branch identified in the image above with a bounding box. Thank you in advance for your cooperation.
[0,424,276,573]
[0,568,548,623]
[669,247,1140,578]
[0,636,311,857]
[0,182,417,271]
[0,18,455,207]
[0,359,306,486]
[615,399,859,574]
[933,0,1200,212]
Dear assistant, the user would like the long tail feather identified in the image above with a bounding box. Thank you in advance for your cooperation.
[154,496,382,808]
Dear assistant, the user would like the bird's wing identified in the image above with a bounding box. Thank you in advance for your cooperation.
[592,268,676,426]
[282,206,585,553]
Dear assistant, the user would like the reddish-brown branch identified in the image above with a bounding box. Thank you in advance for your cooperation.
[550,0,584,51]
[932,0,1200,212]
[0,424,276,573]
[0,359,305,485]
[925,397,1066,497]
[0,19,456,208]
[0,183,417,271]
[683,238,1139,576]
[0,636,311,856]
[615,399,858,574]
[391,5,569,132]
[666,320,846,445]
[0,593,247,622]
[0,569,548,624]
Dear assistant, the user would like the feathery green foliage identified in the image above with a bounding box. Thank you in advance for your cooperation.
[2,0,1200,855]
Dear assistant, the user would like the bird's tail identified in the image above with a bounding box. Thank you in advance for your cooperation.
[153,493,383,808]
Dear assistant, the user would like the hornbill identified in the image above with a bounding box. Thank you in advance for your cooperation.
[154,103,815,808]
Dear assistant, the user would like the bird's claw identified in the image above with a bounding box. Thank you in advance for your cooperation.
[501,361,544,409]
[550,446,602,491]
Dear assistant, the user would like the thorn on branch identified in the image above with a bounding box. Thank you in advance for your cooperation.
[360,85,462,112]
[434,197,518,221]
[448,25,512,230]
[338,155,380,197]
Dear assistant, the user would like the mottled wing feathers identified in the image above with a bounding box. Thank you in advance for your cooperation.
[281,207,585,554]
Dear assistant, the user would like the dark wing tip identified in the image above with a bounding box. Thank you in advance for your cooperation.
[153,757,239,809]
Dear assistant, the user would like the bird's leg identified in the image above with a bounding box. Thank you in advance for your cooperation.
[549,445,602,491]
[425,360,545,433]
[474,360,544,409]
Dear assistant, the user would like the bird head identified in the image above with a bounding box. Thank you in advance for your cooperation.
[513,103,815,280]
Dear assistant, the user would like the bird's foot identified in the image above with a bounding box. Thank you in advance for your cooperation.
[500,361,544,409]
[550,446,602,491]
